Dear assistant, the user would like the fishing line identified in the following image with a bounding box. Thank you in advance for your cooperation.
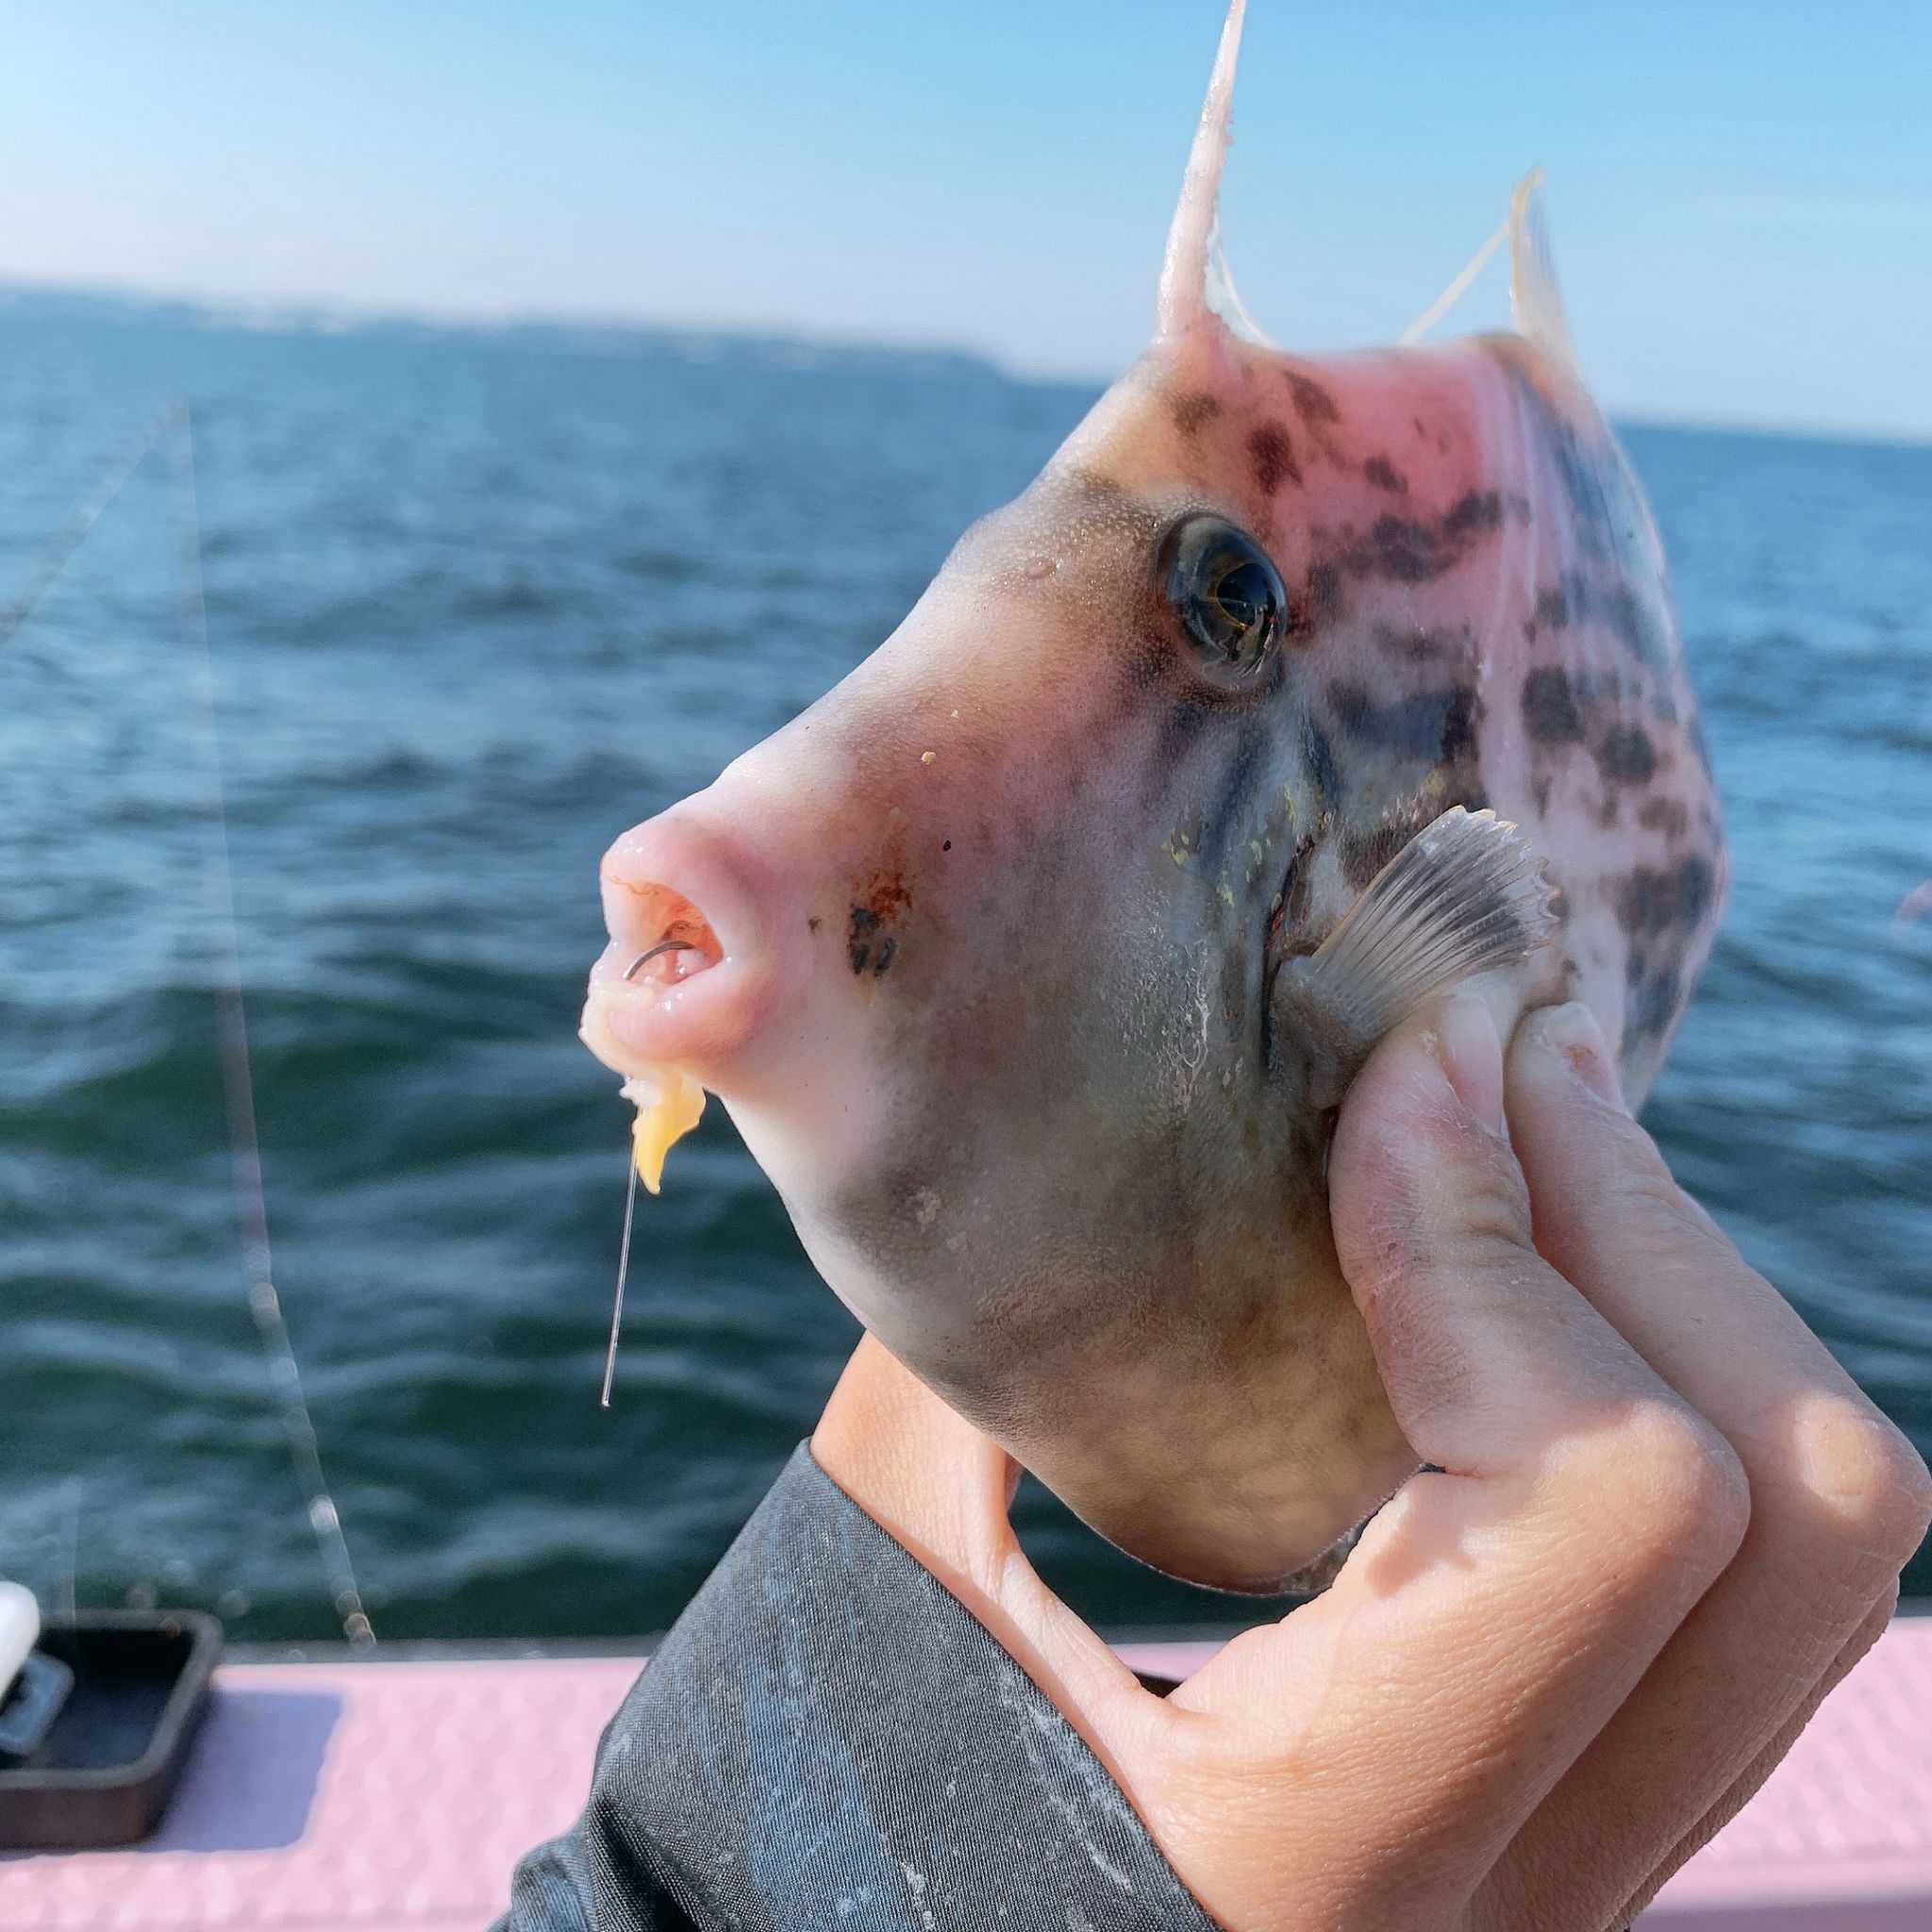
[0,403,183,651]
[1399,214,1510,346]
[1,400,375,1646]
[598,937,698,1408]
[168,400,375,1647]
[600,1158,639,1410]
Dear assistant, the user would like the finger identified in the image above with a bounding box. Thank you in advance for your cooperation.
[1481,1002,1932,1930]
[1160,994,1748,1913]
[811,1335,1150,1757]
[1612,1590,1894,1929]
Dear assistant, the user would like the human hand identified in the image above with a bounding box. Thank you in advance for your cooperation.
[812,995,1932,1932]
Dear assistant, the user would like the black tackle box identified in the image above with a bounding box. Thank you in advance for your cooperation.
[0,1610,222,1850]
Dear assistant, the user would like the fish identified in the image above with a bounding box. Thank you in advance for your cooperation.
[578,0,1726,1592]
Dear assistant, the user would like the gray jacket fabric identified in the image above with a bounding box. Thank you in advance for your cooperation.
[497,1443,1219,1932]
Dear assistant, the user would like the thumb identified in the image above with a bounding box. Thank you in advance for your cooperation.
[1329,990,1714,1481]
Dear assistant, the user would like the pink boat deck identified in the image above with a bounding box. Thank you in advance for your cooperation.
[7,1617,1931,1930]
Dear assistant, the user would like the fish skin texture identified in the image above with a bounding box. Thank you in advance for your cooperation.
[663,311,1723,1594]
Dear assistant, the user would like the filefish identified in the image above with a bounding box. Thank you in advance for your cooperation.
[580,0,1725,1591]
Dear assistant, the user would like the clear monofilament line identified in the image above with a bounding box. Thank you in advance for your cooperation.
[0,403,181,651]
[170,400,375,1649]
[600,1158,640,1408]
[1399,215,1510,346]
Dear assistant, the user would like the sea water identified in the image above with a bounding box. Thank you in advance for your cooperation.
[1,293,1927,1638]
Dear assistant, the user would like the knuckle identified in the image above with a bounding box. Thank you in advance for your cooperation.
[1344,1136,1532,1295]
[1588,1401,1751,1580]
[1594,1134,1710,1254]
[1441,1138,1535,1264]
[1789,1398,1932,1570]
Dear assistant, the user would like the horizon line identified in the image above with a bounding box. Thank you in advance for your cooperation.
[3,274,1928,456]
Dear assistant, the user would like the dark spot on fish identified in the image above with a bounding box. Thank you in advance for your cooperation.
[1063,464,1131,511]
[1283,371,1341,429]
[941,839,952,851]
[1185,722,1272,875]
[1625,955,1684,1042]
[1532,774,1551,815]
[1328,681,1481,763]
[1596,582,1673,673]
[1286,561,1341,643]
[1485,338,1666,619]
[1531,569,1671,674]
[1158,691,1221,763]
[1442,688,1481,761]
[847,867,915,974]
[1678,853,1715,924]
[1443,491,1505,541]
[1059,467,1164,546]
[1341,490,1504,585]
[1172,391,1223,436]
[1637,796,1689,838]
[1248,422,1300,494]
[1410,416,1427,438]
[847,904,878,974]
[1614,854,1716,939]
[1614,874,1666,938]
[873,936,896,976]
[1342,824,1410,891]
[808,916,821,934]
[1362,456,1407,494]
[1596,724,1657,787]
[1373,622,1470,664]
[1598,794,1623,829]
[1553,430,1617,558]
[1522,666,1586,743]
[1438,776,1491,815]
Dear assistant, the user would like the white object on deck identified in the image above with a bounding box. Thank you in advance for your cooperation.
[0,1584,39,1703]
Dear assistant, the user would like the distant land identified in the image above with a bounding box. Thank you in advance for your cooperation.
[0,282,1013,387]
[2,284,1927,454]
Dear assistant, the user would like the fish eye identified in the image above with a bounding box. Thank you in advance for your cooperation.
[1158,515,1287,675]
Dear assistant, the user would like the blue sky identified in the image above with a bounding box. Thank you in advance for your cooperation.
[4,2,1928,438]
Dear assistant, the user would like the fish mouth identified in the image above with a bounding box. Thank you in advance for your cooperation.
[581,811,791,1080]
[613,889,725,987]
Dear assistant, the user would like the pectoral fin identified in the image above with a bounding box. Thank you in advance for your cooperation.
[1275,806,1557,1110]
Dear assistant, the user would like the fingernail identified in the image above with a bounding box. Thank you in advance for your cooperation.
[1531,1001,1627,1112]
[1432,991,1505,1136]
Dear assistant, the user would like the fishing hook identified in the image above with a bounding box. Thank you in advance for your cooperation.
[625,939,698,978]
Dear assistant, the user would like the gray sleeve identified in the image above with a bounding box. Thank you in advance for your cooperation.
[496,1442,1221,1932]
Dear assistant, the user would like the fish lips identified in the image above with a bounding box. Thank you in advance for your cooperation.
[582,807,803,1083]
